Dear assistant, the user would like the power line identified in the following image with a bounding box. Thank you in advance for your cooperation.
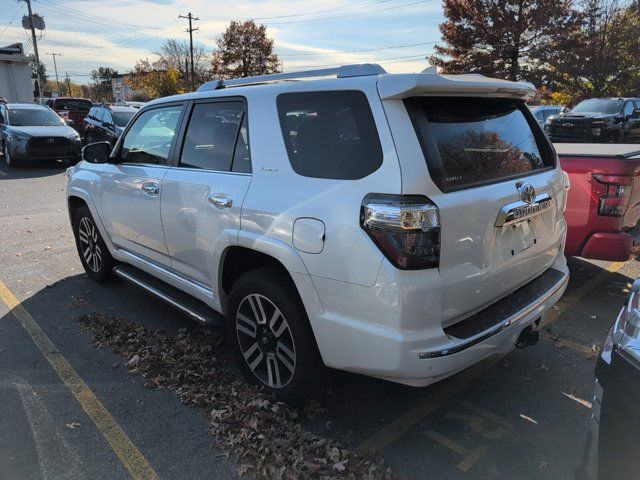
[179,12,199,92]
[278,41,440,57]
[0,6,22,39]
[198,0,395,20]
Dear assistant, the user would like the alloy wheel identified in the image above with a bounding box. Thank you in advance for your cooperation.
[236,293,297,388]
[78,216,102,272]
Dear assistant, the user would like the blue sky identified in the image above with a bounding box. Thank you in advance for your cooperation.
[0,0,444,83]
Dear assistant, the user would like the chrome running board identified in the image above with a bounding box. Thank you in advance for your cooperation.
[113,264,224,326]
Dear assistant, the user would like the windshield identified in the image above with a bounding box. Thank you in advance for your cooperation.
[55,99,93,111]
[113,112,135,128]
[571,99,623,115]
[8,108,65,127]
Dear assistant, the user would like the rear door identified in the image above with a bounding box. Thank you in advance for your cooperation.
[395,97,565,325]
[160,98,251,293]
[100,103,185,267]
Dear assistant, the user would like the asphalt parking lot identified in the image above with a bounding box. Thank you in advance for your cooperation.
[1,159,637,480]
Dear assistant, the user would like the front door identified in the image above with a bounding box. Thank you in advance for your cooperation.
[161,99,252,294]
[100,103,184,267]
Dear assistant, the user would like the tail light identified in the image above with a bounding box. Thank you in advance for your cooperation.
[360,194,440,270]
[58,110,70,121]
[593,174,633,217]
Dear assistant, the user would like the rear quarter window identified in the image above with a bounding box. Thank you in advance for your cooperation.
[405,97,555,192]
[276,90,383,180]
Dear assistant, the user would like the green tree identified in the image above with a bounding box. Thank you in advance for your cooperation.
[90,67,118,102]
[550,0,640,99]
[429,0,582,82]
[211,20,280,78]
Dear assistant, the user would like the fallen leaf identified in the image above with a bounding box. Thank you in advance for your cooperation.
[520,414,539,424]
[65,422,81,429]
[561,392,592,409]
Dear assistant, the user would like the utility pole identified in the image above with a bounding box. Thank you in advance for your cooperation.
[20,0,42,99]
[46,52,62,92]
[179,12,199,91]
[65,72,72,96]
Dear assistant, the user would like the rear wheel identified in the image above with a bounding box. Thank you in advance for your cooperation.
[226,268,326,404]
[72,205,115,282]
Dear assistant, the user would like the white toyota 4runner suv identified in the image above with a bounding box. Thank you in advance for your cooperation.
[67,64,569,401]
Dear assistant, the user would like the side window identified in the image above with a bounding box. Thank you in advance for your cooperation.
[95,108,105,122]
[120,104,182,165]
[103,111,113,125]
[179,101,244,171]
[277,91,383,180]
[624,102,635,117]
[534,111,544,121]
[0,106,5,124]
[232,114,251,173]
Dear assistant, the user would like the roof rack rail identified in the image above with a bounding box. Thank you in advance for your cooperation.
[198,63,387,92]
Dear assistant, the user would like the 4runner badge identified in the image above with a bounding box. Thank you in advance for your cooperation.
[518,183,536,205]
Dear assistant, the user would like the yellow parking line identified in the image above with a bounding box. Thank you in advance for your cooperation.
[357,261,627,460]
[542,333,600,357]
[357,354,504,457]
[0,280,159,480]
[540,261,627,329]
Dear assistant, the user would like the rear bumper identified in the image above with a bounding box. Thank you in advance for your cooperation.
[578,231,637,261]
[307,254,569,387]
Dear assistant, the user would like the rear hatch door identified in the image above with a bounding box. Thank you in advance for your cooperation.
[397,96,565,326]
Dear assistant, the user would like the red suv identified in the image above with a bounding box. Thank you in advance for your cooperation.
[45,97,93,135]
[557,143,640,261]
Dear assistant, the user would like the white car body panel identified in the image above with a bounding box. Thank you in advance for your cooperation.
[67,68,569,387]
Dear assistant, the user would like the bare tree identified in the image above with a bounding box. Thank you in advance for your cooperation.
[155,39,210,88]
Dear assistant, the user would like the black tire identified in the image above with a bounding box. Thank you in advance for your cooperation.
[3,143,22,168]
[225,268,326,404]
[72,205,115,282]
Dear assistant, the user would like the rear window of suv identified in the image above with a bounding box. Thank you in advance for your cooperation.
[405,97,554,192]
[277,91,383,180]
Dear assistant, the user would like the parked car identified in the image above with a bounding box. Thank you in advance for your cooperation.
[529,104,563,127]
[83,105,137,146]
[580,278,640,480]
[556,143,640,261]
[546,98,640,143]
[115,101,146,109]
[45,97,93,136]
[66,64,569,401]
[0,102,81,168]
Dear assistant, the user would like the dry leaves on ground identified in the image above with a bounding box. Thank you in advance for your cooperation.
[77,313,394,480]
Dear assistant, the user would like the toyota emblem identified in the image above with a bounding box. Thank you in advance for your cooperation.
[562,123,573,128]
[47,138,55,144]
[518,183,536,205]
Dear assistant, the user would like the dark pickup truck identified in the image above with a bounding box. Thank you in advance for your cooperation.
[45,97,93,136]
[546,98,640,144]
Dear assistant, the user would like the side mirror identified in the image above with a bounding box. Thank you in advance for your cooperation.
[82,141,112,164]
[632,108,640,119]
[66,119,74,126]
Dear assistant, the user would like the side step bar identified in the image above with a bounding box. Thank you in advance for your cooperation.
[113,264,224,326]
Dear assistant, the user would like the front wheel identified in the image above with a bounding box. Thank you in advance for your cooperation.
[226,268,326,404]
[73,205,115,282]
[3,143,22,168]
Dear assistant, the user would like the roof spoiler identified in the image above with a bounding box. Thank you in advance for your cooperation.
[378,73,537,101]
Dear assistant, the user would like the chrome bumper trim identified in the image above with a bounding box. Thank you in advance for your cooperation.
[418,269,569,359]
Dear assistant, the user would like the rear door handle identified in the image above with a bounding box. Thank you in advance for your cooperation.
[141,181,160,196]
[208,193,233,209]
